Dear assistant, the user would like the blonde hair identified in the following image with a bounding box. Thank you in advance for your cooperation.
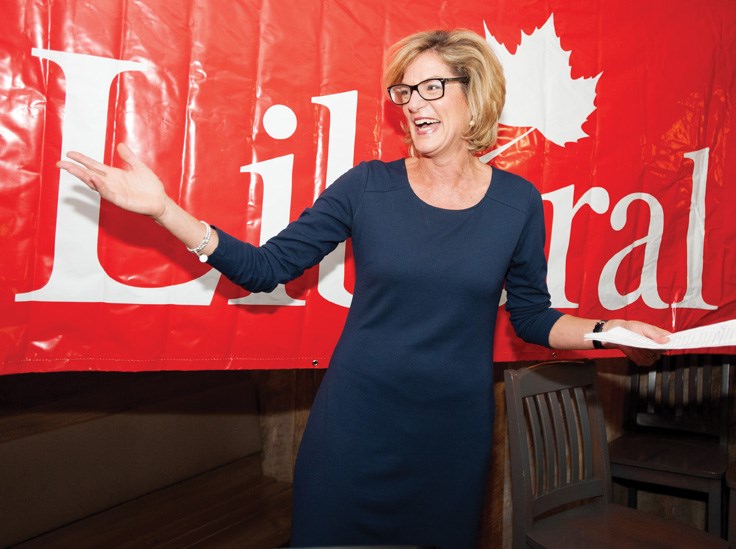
[383,29,506,154]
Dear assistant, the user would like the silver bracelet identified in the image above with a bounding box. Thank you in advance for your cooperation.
[186,220,211,262]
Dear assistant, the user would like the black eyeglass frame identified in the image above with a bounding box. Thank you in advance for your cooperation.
[386,77,470,105]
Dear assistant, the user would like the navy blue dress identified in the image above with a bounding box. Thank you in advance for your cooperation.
[208,159,562,549]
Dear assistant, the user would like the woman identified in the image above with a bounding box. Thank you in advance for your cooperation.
[58,29,669,549]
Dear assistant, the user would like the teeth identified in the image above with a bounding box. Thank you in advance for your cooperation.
[416,119,439,127]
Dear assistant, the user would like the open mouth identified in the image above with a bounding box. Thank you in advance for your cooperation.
[414,118,440,132]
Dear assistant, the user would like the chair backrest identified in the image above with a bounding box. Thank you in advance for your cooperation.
[626,354,733,444]
[504,360,610,549]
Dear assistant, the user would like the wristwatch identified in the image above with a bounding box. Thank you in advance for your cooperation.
[592,320,608,350]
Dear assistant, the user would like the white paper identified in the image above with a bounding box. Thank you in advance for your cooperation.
[584,319,736,350]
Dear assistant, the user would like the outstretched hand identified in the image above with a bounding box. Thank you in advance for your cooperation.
[57,143,170,220]
[606,319,671,366]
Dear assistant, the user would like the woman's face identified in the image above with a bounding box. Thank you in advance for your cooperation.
[400,51,472,159]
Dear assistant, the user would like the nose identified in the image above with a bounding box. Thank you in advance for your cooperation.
[405,88,426,111]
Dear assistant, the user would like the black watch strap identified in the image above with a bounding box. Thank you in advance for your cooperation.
[592,320,608,350]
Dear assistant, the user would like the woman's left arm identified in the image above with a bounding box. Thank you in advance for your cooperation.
[548,315,671,365]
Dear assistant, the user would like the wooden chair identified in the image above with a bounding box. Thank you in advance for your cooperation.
[504,360,728,549]
[727,463,736,546]
[608,354,733,536]
[726,463,736,547]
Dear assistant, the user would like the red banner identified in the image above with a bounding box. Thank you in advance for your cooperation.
[2,0,735,374]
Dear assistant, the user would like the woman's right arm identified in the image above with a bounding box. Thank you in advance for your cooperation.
[59,142,366,291]
[57,142,218,256]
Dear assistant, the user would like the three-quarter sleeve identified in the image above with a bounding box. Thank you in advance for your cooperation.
[504,184,563,346]
[206,162,368,293]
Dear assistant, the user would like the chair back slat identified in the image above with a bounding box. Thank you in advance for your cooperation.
[560,389,580,482]
[545,392,569,489]
[533,394,557,493]
[692,359,701,399]
[524,397,545,495]
[673,360,685,417]
[646,369,657,414]
[573,385,595,480]
[701,357,712,415]
[629,354,733,442]
[687,358,698,413]
[661,360,672,415]
[505,360,609,549]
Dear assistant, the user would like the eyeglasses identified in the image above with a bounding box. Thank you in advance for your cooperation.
[387,77,469,105]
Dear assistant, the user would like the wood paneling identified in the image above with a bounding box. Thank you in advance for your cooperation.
[16,455,292,549]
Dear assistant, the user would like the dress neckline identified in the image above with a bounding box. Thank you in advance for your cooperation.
[400,158,493,213]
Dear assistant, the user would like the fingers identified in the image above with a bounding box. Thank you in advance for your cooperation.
[639,349,662,366]
[633,320,671,341]
[63,151,109,176]
[636,346,663,366]
[59,144,144,177]
[623,345,663,367]
[60,144,140,174]
[623,320,672,344]
[57,148,123,192]
[56,159,101,191]
[116,142,145,171]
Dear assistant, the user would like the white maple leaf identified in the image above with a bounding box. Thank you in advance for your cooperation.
[481,14,601,161]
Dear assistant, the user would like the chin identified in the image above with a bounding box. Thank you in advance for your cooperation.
[411,137,438,155]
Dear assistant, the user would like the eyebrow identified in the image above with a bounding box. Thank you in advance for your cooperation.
[401,75,450,85]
